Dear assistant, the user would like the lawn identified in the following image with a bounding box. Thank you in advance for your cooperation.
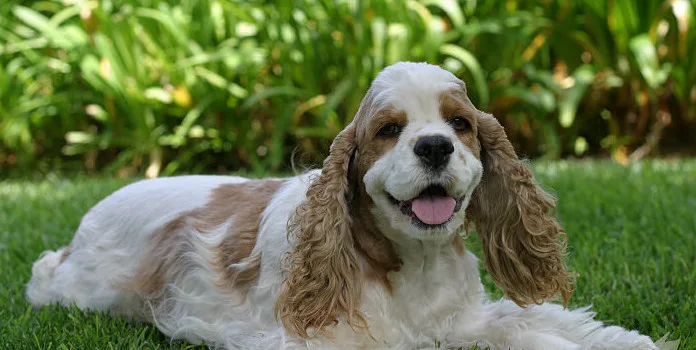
[1,160,694,349]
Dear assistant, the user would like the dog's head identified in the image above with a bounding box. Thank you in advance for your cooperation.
[354,62,481,240]
[276,62,573,338]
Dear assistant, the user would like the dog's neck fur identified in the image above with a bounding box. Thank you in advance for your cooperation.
[351,183,483,338]
[351,185,401,292]
[351,178,465,295]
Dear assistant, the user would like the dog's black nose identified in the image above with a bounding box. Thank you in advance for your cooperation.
[413,135,454,170]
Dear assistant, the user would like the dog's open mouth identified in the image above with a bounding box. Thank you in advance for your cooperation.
[387,185,464,228]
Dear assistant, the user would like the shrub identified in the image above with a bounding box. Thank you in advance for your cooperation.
[1,0,694,176]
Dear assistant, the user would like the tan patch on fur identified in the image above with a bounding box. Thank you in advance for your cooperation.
[365,110,408,136]
[120,179,284,297]
[355,109,405,184]
[452,235,464,256]
[353,110,405,292]
[120,215,188,295]
[352,203,401,294]
[59,243,72,264]
[205,180,283,291]
[357,110,407,175]
[469,111,573,307]
[439,90,481,159]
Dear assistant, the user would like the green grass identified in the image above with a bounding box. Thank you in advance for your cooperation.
[1,160,694,349]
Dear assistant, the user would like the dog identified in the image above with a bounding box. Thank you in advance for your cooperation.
[27,62,656,349]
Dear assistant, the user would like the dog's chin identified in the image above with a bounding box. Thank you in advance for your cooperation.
[376,184,467,240]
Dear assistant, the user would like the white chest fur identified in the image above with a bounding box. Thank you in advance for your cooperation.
[357,242,486,348]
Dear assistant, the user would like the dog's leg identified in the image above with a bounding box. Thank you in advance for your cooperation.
[26,246,73,307]
[26,176,237,319]
[445,300,656,350]
[280,322,387,350]
[26,219,149,319]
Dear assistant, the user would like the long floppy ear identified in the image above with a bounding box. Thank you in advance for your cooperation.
[275,122,366,338]
[469,112,573,307]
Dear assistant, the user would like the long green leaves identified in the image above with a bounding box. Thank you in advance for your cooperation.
[1,0,694,175]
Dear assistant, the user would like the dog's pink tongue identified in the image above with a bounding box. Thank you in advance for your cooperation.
[411,196,456,225]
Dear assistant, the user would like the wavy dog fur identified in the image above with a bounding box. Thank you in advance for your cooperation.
[470,112,573,307]
[275,123,366,338]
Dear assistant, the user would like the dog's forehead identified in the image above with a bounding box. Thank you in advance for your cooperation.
[373,62,462,87]
[369,63,464,122]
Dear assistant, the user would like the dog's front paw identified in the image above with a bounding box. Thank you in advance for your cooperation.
[626,336,658,350]
[585,327,657,350]
[604,333,657,350]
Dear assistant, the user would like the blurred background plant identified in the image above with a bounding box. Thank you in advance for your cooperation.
[1,0,694,177]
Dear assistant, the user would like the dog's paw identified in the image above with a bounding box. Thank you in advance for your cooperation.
[617,334,658,350]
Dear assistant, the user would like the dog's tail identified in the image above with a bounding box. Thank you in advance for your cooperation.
[26,247,70,307]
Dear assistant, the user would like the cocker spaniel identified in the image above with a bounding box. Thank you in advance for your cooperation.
[27,62,657,349]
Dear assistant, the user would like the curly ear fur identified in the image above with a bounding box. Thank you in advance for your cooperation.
[470,112,574,307]
[275,123,366,338]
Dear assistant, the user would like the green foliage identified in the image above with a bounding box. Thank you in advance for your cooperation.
[1,160,694,347]
[1,0,695,175]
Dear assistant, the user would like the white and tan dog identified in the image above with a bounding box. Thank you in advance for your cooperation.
[27,62,656,349]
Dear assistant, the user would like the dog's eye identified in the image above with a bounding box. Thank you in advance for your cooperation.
[377,123,402,137]
[449,117,471,132]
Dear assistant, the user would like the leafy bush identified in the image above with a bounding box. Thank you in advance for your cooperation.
[1,0,695,176]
